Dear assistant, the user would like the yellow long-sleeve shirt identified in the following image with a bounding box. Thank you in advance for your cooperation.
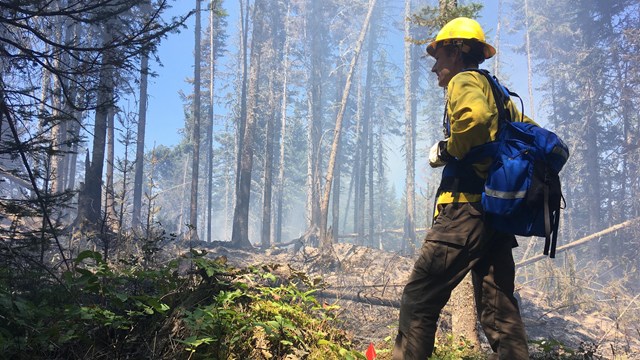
[437,70,538,206]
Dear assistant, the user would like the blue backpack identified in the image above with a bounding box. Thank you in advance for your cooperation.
[463,69,569,258]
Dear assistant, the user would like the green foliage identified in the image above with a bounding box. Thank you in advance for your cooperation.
[0,250,366,359]
[178,261,365,359]
[409,3,484,45]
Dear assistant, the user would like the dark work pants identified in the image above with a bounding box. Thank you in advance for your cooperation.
[393,202,529,360]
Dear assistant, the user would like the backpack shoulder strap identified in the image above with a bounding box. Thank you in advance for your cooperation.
[464,68,513,125]
[458,69,510,163]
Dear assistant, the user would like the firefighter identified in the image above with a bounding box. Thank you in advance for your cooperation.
[393,17,532,360]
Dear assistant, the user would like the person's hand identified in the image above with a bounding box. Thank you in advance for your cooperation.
[429,140,448,168]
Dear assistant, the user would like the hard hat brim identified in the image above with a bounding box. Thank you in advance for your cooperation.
[426,39,496,59]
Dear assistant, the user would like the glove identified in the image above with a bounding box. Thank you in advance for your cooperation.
[429,140,450,168]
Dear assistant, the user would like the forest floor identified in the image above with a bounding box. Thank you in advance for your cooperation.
[185,241,640,359]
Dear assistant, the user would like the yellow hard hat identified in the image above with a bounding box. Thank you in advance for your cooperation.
[426,17,496,59]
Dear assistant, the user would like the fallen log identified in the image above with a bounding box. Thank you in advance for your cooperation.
[316,289,400,308]
[516,217,640,268]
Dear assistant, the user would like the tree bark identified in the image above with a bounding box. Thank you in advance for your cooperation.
[524,0,535,118]
[450,274,481,348]
[345,78,362,234]
[376,119,384,249]
[352,77,363,243]
[331,62,344,244]
[206,0,219,242]
[583,78,602,249]
[76,33,114,227]
[261,0,285,248]
[66,21,84,195]
[188,0,203,242]
[305,0,325,236]
[49,12,66,194]
[234,0,250,197]
[402,0,417,253]
[105,107,117,229]
[132,51,149,231]
[364,8,377,248]
[261,75,275,249]
[231,0,268,249]
[66,114,80,192]
[275,1,291,244]
[318,0,377,263]
[493,0,501,77]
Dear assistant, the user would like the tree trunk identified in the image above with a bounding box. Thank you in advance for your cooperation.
[345,80,362,233]
[450,274,481,348]
[492,0,501,77]
[302,0,325,239]
[59,19,81,194]
[261,0,284,248]
[363,8,377,248]
[206,0,219,242]
[117,138,131,236]
[331,62,344,243]
[189,0,203,242]
[318,0,377,263]
[50,5,73,194]
[367,115,374,248]
[132,51,149,231]
[224,143,232,240]
[403,0,417,253]
[66,114,80,192]
[354,71,364,244]
[66,22,84,195]
[76,33,114,227]
[376,120,384,249]
[178,153,190,235]
[621,74,639,221]
[37,53,52,191]
[231,0,268,249]
[524,0,535,118]
[275,1,291,244]
[105,107,117,229]
[583,78,601,248]
[235,0,250,196]
[261,76,275,249]
[306,95,315,234]
[332,153,342,243]
[49,21,65,194]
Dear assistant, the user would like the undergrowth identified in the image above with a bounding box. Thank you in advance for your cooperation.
[0,249,365,359]
[0,247,618,359]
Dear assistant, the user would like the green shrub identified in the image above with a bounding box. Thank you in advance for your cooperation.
[0,250,367,359]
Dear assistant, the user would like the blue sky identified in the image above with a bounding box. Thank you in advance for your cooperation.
[142,0,236,148]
